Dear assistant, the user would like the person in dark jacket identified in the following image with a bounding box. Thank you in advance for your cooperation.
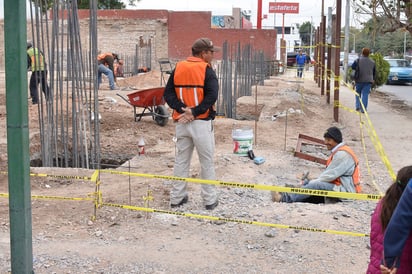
[380,177,412,274]
[366,166,412,273]
[164,38,220,210]
[351,48,376,113]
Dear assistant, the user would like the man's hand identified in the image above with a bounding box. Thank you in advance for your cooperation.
[177,107,194,124]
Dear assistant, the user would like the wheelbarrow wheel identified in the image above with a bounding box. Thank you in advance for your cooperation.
[154,105,169,126]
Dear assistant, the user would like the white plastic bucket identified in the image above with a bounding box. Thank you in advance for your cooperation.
[232,128,253,156]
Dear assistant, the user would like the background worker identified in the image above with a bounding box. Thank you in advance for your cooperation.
[272,126,360,203]
[27,41,50,104]
[351,47,376,113]
[164,38,220,210]
[296,50,306,78]
[97,52,119,90]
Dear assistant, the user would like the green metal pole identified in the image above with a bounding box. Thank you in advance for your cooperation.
[4,0,34,272]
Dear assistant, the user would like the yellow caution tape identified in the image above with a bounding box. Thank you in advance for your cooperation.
[102,202,369,237]
[30,172,93,181]
[1,171,94,181]
[91,170,100,182]
[0,192,94,201]
[31,194,95,201]
[335,82,396,183]
[99,169,382,201]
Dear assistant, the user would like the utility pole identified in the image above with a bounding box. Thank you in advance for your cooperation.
[404,31,407,58]
[257,0,262,29]
[343,0,350,75]
[5,0,34,272]
[309,16,313,56]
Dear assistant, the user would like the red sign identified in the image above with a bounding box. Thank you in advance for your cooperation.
[269,2,299,14]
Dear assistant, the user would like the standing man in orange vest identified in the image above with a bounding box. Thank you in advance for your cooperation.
[164,38,220,210]
[272,126,361,203]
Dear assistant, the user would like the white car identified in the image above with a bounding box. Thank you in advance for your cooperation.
[340,52,358,68]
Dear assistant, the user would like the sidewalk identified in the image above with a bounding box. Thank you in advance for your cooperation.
[281,68,412,192]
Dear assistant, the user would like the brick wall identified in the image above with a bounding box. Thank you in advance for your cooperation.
[168,11,277,61]
[0,9,277,70]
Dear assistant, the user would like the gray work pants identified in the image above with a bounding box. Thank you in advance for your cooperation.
[170,120,218,206]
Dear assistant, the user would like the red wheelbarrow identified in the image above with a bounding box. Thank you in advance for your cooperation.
[117,87,169,126]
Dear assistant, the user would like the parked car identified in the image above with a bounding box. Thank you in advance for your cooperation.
[385,59,412,85]
[339,52,358,68]
[286,52,297,67]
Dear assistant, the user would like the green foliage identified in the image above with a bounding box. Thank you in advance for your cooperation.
[347,53,390,87]
[352,0,412,36]
[78,0,126,9]
[30,0,136,12]
[29,0,53,13]
[370,53,390,87]
[298,21,314,46]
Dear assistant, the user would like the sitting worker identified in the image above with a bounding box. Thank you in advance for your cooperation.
[272,126,361,203]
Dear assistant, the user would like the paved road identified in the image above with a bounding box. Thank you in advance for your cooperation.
[377,84,412,106]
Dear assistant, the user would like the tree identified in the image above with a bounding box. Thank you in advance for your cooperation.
[298,21,314,46]
[353,0,412,35]
[78,0,125,9]
[370,53,390,87]
[351,18,411,57]
[30,0,140,13]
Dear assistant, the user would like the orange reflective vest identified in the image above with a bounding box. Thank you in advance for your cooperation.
[172,57,211,120]
[98,53,111,60]
[326,145,361,193]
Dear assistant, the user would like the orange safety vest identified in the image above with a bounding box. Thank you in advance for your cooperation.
[97,53,112,65]
[326,145,361,193]
[172,57,211,120]
[97,53,110,60]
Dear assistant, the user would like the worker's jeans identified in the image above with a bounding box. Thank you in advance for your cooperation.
[355,82,372,112]
[170,120,218,206]
[97,64,115,89]
[281,181,335,203]
[297,64,304,78]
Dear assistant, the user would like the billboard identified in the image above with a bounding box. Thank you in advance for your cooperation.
[269,2,299,14]
[211,16,236,29]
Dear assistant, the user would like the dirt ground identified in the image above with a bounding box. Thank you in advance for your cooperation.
[1,68,412,273]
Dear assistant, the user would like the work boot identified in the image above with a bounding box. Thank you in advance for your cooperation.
[205,200,219,210]
[171,195,188,208]
[271,191,282,202]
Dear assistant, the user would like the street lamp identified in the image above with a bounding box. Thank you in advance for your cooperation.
[352,34,356,53]
[404,31,407,58]
[350,32,356,53]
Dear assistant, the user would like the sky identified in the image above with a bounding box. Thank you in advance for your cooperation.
[127,0,347,28]
[0,0,353,28]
